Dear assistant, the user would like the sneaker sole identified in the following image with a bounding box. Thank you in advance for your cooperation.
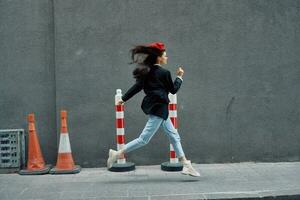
[181,172,188,175]
[181,171,200,177]
[107,149,114,169]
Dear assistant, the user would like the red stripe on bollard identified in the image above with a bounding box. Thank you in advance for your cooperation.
[116,119,124,128]
[170,151,176,158]
[168,104,177,110]
[117,135,125,144]
[115,105,124,112]
[170,117,178,129]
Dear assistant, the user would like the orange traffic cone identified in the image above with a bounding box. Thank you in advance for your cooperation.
[50,110,81,174]
[19,114,51,175]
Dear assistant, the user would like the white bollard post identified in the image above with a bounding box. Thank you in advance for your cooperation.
[161,93,183,171]
[109,89,135,172]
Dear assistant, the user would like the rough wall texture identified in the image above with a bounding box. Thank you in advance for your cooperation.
[1,0,299,167]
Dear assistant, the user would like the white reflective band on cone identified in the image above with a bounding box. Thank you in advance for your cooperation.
[58,134,72,153]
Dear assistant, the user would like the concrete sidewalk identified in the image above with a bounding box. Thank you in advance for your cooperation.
[0,162,300,200]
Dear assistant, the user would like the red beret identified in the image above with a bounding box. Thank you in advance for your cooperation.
[148,42,165,51]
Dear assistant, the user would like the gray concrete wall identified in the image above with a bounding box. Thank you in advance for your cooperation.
[1,0,299,167]
[0,0,57,164]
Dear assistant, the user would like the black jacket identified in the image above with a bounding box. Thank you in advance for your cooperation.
[122,64,182,120]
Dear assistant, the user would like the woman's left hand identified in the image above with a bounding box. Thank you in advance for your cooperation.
[176,66,184,77]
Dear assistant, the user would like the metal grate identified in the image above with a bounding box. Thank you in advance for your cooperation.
[0,129,25,169]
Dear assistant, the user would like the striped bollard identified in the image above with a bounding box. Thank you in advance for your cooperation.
[161,93,183,171]
[108,89,135,172]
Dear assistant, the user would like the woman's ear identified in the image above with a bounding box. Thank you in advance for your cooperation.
[156,56,162,64]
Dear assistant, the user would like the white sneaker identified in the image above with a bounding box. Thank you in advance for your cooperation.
[181,160,200,177]
[107,149,118,169]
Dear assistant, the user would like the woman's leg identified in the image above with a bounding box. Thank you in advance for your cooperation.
[116,115,163,157]
[161,118,185,158]
[161,118,200,177]
[108,115,163,168]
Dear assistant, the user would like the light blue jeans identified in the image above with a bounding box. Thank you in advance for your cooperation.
[124,115,185,157]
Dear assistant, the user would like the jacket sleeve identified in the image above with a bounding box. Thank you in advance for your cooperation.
[164,71,183,94]
[121,79,143,102]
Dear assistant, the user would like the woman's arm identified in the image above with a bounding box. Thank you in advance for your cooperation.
[121,79,143,102]
[164,67,184,94]
[165,71,182,94]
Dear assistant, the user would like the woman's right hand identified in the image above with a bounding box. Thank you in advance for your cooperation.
[117,100,124,105]
[176,66,184,77]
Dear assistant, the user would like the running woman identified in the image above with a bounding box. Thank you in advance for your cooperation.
[107,42,200,177]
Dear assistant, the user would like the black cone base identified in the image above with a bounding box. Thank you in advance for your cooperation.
[108,162,135,172]
[161,162,183,171]
[50,165,81,175]
[19,164,51,175]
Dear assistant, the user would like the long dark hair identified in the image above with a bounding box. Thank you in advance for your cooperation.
[130,45,164,79]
